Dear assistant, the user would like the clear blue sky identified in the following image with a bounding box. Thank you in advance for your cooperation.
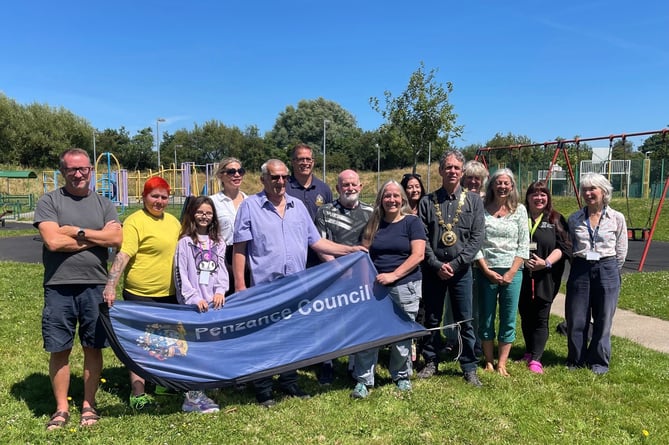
[2,1,667,149]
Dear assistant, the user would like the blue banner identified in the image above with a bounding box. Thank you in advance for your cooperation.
[100,252,428,391]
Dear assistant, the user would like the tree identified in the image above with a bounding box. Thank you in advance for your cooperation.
[370,62,463,173]
[638,132,669,160]
[266,97,362,173]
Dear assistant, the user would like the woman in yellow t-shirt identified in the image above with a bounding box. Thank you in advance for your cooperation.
[103,176,181,410]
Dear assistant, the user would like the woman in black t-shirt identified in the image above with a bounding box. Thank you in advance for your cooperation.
[519,181,571,374]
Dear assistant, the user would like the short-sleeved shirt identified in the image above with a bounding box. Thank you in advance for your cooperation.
[210,190,247,246]
[316,200,373,246]
[234,191,321,285]
[523,212,571,301]
[478,204,531,268]
[369,215,426,286]
[34,188,119,286]
[286,175,332,221]
[120,209,181,297]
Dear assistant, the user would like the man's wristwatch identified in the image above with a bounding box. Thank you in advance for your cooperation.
[77,228,86,239]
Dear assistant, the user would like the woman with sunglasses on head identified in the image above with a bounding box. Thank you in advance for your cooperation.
[400,173,426,216]
[210,157,248,295]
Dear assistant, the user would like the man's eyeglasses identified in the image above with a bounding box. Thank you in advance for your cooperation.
[224,168,246,176]
[269,174,290,182]
[402,173,421,179]
[194,211,214,217]
[63,167,92,175]
[293,157,313,163]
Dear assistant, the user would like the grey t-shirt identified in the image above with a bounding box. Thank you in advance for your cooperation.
[33,188,119,286]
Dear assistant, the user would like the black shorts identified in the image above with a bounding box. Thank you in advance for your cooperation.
[122,289,178,305]
[42,284,108,352]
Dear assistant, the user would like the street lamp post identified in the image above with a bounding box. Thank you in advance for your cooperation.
[375,143,380,190]
[156,117,166,169]
[322,119,329,181]
[174,144,182,168]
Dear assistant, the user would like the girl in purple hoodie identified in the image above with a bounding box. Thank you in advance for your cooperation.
[174,195,228,413]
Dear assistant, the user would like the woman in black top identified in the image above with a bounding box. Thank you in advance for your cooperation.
[518,181,571,373]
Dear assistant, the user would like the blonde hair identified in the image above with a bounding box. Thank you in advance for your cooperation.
[362,179,413,246]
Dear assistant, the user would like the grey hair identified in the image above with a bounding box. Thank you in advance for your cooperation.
[260,159,289,176]
[439,150,465,169]
[462,160,489,182]
[580,172,613,206]
[59,148,91,170]
[484,168,520,212]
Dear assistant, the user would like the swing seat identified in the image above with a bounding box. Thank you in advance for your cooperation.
[627,227,649,241]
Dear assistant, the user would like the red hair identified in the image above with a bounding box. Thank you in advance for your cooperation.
[143,176,171,197]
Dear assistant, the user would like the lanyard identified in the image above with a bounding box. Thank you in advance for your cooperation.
[528,213,543,240]
[584,207,605,249]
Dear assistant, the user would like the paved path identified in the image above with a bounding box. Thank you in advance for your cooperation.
[551,293,669,354]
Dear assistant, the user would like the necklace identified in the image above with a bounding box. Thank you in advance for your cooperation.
[433,190,467,247]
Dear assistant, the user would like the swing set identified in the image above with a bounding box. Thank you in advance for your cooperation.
[474,128,669,272]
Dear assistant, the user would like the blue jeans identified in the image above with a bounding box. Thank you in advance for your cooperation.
[476,268,522,343]
[420,267,478,373]
[565,257,620,373]
[354,280,421,386]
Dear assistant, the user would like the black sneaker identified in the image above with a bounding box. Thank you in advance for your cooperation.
[256,392,276,408]
[282,384,310,399]
[318,362,334,385]
[417,361,437,379]
[463,370,483,387]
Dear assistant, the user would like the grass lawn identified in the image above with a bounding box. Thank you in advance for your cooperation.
[1,261,668,444]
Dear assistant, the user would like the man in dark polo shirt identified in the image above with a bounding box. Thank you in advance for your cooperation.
[286,143,333,267]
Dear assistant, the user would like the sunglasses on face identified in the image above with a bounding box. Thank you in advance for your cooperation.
[269,174,290,182]
[224,168,246,176]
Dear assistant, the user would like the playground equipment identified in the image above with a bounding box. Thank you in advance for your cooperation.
[94,152,128,212]
[475,128,669,272]
[0,170,38,222]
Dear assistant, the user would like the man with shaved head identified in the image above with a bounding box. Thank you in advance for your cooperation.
[314,169,373,384]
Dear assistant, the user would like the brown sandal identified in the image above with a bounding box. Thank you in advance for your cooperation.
[46,410,70,430]
[79,407,100,427]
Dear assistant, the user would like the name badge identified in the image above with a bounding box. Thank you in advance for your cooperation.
[199,271,210,285]
[586,251,601,261]
[529,242,537,251]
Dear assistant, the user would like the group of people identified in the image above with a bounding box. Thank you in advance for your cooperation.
[34,145,627,429]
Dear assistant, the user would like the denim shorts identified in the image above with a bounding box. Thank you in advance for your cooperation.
[42,284,108,352]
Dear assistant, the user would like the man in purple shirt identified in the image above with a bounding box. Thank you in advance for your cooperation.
[232,159,364,407]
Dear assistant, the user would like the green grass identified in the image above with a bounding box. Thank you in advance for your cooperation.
[620,272,669,320]
[1,261,668,444]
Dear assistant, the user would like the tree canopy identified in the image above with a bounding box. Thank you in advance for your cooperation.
[370,62,463,173]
